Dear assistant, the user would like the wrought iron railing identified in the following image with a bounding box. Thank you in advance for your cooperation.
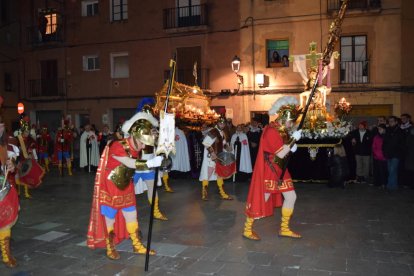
[164,68,210,89]
[339,60,369,84]
[28,78,66,97]
[26,25,64,45]
[328,0,381,11]
[163,4,208,29]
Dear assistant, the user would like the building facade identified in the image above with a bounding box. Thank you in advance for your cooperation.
[0,0,413,130]
[212,0,414,125]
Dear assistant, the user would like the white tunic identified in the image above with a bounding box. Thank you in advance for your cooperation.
[170,127,191,172]
[199,127,229,181]
[80,130,100,168]
[230,132,252,173]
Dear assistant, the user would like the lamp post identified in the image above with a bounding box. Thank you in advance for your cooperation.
[231,55,243,92]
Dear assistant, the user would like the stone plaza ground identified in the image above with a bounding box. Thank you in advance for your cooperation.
[1,169,414,276]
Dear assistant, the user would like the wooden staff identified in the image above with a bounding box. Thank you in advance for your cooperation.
[145,53,177,271]
[278,0,349,184]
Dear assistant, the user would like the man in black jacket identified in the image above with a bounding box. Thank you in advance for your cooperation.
[383,116,404,191]
[351,121,373,183]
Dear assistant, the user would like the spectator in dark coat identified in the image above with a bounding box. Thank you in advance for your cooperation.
[328,144,349,188]
[247,119,262,169]
[372,124,387,188]
[351,121,373,183]
[382,116,404,191]
[399,113,413,188]
[404,126,414,189]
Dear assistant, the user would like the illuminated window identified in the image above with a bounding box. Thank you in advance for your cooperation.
[266,39,289,68]
[45,13,58,34]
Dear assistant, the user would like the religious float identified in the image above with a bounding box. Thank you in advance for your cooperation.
[154,81,220,129]
[288,41,353,182]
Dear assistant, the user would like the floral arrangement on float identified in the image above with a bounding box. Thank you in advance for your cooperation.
[299,97,352,140]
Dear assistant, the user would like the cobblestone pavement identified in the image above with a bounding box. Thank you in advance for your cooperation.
[1,169,414,276]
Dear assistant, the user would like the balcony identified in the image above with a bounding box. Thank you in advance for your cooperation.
[26,25,64,46]
[164,68,210,89]
[28,78,66,97]
[163,4,208,30]
[339,60,369,84]
[328,0,381,12]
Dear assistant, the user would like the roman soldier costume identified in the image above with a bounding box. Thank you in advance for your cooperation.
[0,102,19,267]
[54,120,74,176]
[243,96,303,240]
[87,111,162,260]
[199,117,234,200]
[15,116,43,198]
[37,125,51,172]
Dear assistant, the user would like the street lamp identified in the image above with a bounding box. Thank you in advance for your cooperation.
[231,55,243,92]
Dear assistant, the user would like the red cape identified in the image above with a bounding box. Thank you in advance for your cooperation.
[245,123,294,219]
[86,144,133,249]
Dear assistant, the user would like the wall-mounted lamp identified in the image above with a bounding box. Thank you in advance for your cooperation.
[231,55,244,92]
[255,73,269,88]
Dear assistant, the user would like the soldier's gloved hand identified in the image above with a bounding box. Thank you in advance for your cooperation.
[292,129,302,141]
[290,144,298,153]
[146,156,163,168]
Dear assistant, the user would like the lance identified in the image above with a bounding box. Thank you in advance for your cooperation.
[145,53,177,271]
[278,0,349,185]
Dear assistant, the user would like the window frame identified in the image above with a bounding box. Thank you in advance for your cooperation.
[81,0,99,17]
[82,55,100,71]
[266,39,290,68]
[340,35,369,84]
[110,52,129,79]
[110,0,128,22]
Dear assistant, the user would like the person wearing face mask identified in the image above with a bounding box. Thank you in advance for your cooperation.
[243,96,302,240]
[86,111,163,260]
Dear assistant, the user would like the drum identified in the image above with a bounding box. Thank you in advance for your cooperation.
[18,159,45,188]
[215,152,236,179]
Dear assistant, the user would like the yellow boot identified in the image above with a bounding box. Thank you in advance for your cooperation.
[0,229,17,268]
[242,217,260,240]
[105,227,120,260]
[149,197,168,221]
[67,162,73,176]
[217,178,232,200]
[58,164,63,176]
[201,180,209,200]
[279,208,302,239]
[163,174,173,193]
[24,185,31,199]
[44,158,50,172]
[126,222,155,255]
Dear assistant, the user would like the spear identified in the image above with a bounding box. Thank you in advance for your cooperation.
[145,53,177,271]
[278,0,349,185]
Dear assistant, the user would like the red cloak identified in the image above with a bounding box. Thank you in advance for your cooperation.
[86,140,137,249]
[245,122,294,219]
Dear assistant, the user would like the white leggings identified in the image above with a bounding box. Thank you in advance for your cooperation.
[282,190,297,209]
[105,209,137,230]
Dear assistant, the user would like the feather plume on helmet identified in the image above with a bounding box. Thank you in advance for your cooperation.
[268,96,302,123]
[121,99,159,146]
